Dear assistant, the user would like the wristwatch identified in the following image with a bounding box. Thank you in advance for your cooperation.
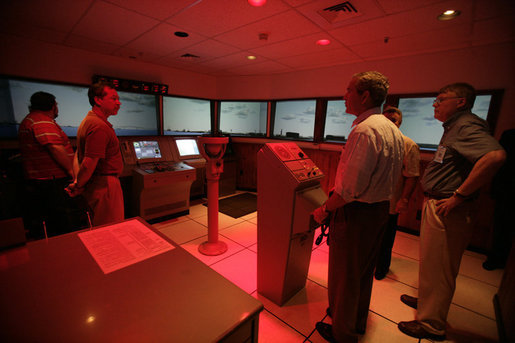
[453,189,469,199]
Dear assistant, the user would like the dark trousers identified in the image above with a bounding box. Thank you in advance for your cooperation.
[23,178,89,240]
[375,213,399,275]
[328,200,389,342]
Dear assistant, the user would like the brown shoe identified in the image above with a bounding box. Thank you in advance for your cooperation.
[400,294,418,309]
[398,320,445,341]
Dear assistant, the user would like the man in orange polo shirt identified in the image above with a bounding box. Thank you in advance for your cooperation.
[18,91,85,238]
[66,81,124,226]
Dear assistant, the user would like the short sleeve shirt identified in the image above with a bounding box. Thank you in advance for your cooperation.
[76,111,123,176]
[334,108,405,204]
[18,111,74,180]
[421,111,503,197]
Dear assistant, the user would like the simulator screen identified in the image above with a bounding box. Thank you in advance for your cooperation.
[133,140,162,160]
[176,139,200,157]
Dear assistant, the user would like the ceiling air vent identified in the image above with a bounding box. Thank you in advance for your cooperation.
[180,53,200,60]
[318,1,361,24]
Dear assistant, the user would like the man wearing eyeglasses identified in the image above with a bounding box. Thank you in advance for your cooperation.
[397,83,506,340]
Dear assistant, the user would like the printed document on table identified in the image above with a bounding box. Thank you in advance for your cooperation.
[78,218,175,274]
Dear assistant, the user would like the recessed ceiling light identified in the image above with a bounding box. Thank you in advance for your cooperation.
[174,31,189,38]
[247,55,257,60]
[316,39,331,46]
[437,9,460,21]
[248,0,266,7]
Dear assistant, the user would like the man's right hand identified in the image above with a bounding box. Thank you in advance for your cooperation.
[65,182,83,197]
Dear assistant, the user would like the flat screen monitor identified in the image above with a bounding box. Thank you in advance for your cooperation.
[133,140,162,160]
[0,77,159,137]
[175,138,201,158]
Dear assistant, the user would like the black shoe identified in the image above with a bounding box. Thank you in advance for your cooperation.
[316,322,337,343]
[374,268,388,280]
[398,320,445,341]
[326,307,332,318]
[400,294,418,309]
[482,259,505,271]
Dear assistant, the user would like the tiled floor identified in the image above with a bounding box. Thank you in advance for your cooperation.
[153,194,504,343]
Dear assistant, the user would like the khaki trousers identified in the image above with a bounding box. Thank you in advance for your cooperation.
[417,198,476,330]
[83,175,124,227]
[329,201,389,342]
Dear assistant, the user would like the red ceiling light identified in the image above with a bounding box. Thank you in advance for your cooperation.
[316,39,331,46]
[248,0,266,7]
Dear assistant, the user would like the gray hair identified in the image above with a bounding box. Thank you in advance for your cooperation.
[439,83,476,110]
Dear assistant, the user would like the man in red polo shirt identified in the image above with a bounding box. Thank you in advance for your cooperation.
[66,81,124,226]
[18,91,85,238]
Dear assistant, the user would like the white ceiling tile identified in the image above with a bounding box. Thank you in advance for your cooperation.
[199,52,265,70]
[350,24,472,60]
[278,47,361,69]
[167,0,291,37]
[375,0,444,14]
[104,0,199,20]
[215,10,322,50]
[64,34,119,55]
[72,1,159,45]
[249,32,343,59]
[126,23,206,57]
[329,0,474,46]
[472,16,515,45]
[226,60,294,75]
[473,0,515,21]
[175,39,241,60]
[0,0,93,33]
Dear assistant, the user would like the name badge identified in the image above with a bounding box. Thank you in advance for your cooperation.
[434,145,446,163]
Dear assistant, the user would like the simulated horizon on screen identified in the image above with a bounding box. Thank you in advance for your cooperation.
[0,78,158,137]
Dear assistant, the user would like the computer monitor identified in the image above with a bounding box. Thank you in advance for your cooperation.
[175,138,201,159]
[133,140,162,160]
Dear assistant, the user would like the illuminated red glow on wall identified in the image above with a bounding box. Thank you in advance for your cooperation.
[248,0,266,7]
[316,39,331,46]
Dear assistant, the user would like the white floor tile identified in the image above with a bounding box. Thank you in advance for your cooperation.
[211,248,257,294]
[192,212,245,229]
[186,203,207,219]
[386,253,419,288]
[254,279,328,338]
[370,277,418,324]
[392,232,420,261]
[307,247,329,288]
[180,235,246,266]
[454,274,498,319]
[257,309,309,343]
[220,221,257,247]
[158,219,207,244]
[459,253,504,287]
[446,304,499,342]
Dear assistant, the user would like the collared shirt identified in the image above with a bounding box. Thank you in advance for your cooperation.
[389,134,420,213]
[76,111,123,176]
[421,110,503,197]
[18,111,74,180]
[334,107,404,204]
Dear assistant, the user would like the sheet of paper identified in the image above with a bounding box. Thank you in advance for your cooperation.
[78,218,175,274]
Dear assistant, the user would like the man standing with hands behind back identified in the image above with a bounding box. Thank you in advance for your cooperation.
[66,81,124,226]
[397,83,506,340]
[312,71,404,343]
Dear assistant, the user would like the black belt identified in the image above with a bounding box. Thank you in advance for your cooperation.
[423,192,449,200]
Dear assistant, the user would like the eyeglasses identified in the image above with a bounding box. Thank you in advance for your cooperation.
[433,96,462,105]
